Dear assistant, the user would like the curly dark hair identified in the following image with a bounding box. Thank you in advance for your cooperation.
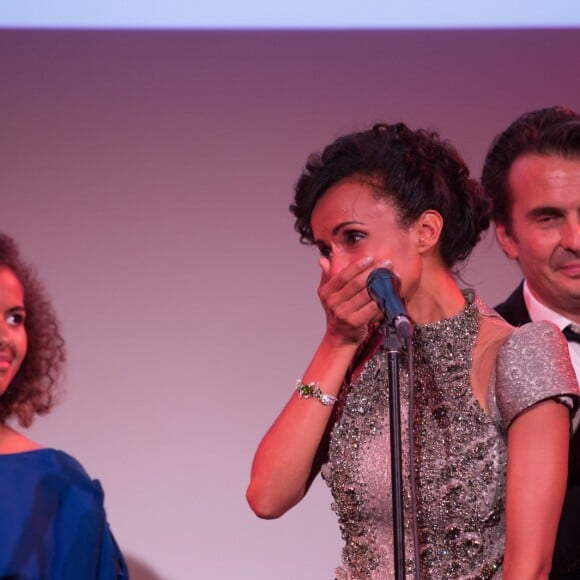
[0,234,65,427]
[290,122,489,268]
[481,106,580,231]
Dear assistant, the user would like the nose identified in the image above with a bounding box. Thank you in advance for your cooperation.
[0,317,11,346]
[327,251,351,277]
[561,218,580,252]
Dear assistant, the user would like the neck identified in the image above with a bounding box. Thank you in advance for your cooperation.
[0,423,41,454]
[406,270,467,324]
[525,281,580,325]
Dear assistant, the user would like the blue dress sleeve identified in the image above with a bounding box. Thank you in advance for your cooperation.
[0,448,128,579]
[51,452,129,579]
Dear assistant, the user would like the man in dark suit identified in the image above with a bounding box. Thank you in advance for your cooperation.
[482,106,580,579]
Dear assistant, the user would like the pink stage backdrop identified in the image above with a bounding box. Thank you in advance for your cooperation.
[1,29,579,579]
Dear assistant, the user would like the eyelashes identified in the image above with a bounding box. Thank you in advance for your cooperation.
[6,310,26,327]
[316,230,368,259]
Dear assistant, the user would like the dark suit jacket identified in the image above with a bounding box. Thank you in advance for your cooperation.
[496,282,580,579]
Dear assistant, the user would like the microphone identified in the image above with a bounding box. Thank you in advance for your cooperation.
[367,267,413,340]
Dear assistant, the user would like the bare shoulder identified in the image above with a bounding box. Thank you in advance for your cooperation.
[0,424,42,454]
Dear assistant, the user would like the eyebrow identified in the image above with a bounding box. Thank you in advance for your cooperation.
[526,205,565,219]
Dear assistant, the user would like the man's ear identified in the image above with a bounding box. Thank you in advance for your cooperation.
[414,210,443,254]
[495,222,519,260]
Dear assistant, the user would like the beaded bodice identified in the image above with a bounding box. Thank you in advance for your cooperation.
[321,294,505,579]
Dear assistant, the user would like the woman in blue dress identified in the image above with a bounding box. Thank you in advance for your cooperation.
[0,233,128,579]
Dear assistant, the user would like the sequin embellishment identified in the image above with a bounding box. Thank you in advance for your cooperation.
[322,293,506,579]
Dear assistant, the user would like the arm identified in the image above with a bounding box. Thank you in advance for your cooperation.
[246,256,382,519]
[503,399,569,580]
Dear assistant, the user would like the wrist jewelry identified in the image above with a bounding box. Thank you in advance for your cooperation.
[295,379,338,407]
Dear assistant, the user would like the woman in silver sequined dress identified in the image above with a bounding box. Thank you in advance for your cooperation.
[247,123,579,579]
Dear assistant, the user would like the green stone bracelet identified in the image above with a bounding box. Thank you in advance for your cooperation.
[295,379,338,406]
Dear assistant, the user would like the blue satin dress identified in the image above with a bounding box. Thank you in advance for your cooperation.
[0,448,128,579]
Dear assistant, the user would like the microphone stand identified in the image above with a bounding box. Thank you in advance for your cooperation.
[381,320,406,579]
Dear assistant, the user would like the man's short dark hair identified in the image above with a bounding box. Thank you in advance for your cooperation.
[481,106,580,229]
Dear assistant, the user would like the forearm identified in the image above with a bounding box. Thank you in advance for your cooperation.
[246,335,359,518]
[503,400,569,579]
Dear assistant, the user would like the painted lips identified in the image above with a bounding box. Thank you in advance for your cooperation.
[0,355,12,372]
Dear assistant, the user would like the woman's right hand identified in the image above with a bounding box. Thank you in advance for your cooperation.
[318,255,388,345]
[246,256,391,519]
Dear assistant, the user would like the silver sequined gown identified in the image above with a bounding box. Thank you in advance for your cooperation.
[321,292,579,579]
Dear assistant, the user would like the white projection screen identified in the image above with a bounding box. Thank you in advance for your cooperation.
[2,0,580,28]
[1,4,580,579]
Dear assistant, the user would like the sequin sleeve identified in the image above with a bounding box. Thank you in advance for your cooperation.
[494,320,579,429]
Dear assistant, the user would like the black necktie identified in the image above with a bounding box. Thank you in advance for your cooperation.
[563,325,580,344]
